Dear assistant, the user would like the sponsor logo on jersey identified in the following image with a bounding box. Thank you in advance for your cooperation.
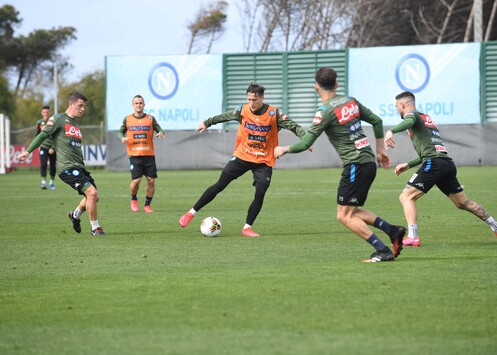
[354,137,370,149]
[336,102,360,124]
[248,134,266,142]
[245,148,268,156]
[435,145,447,153]
[131,146,151,151]
[47,118,55,126]
[244,122,271,132]
[133,133,147,139]
[129,126,151,131]
[69,139,82,148]
[421,114,437,129]
[247,142,265,149]
[312,111,323,125]
[348,121,362,133]
[65,124,82,139]
[133,141,148,145]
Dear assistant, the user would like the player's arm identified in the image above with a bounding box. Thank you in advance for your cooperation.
[384,115,415,149]
[18,131,48,161]
[197,108,241,132]
[274,132,317,158]
[118,118,128,143]
[152,118,165,138]
[276,110,306,138]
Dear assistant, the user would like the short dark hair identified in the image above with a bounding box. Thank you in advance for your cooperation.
[395,91,415,103]
[315,67,337,91]
[133,95,144,101]
[67,91,88,105]
[246,83,265,97]
[42,105,50,110]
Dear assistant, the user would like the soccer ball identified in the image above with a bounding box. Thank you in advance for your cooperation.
[200,216,222,237]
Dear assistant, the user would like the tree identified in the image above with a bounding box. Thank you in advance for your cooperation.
[187,1,228,54]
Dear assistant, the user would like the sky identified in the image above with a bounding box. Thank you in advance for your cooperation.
[11,0,245,81]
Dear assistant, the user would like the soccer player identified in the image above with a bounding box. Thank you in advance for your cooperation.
[274,67,406,263]
[118,95,164,213]
[18,92,106,236]
[36,105,57,190]
[179,83,307,237]
[384,91,497,245]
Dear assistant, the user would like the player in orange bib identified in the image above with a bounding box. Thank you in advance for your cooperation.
[118,95,164,213]
[179,83,307,237]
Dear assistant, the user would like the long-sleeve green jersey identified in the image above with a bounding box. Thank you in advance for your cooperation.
[390,110,451,168]
[289,95,384,166]
[26,113,85,174]
[203,104,306,139]
[36,119,54,149]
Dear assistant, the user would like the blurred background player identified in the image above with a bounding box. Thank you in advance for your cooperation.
[274,67,406,263]
[36,105,56,190]
[179,83,307,237]
[19,92,106,236]
[385,91,497,245]
[118,95,164,213]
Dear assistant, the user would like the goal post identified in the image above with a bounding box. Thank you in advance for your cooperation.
[0,113,11,174]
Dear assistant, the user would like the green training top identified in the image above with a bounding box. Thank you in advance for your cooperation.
[35,118,54,150]
[289,95,384,166]
[390,110,451,168]
[26,113,85,174]
[203,103,306,138]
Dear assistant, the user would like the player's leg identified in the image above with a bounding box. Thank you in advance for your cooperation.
[39,148,48,189]
[81,183,104,236]
[48,152,56,190]
[242,165,272,237]
[144,176,155,212]
[336,163,394,262]
[399,185,424,245]
[439,159,497,236]
[448,192,497,236]
[143,157,158,212]
[129,157,143,212]
[179,158,244,228]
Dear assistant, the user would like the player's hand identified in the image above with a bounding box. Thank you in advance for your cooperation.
[384,130,395,149]
[376,150,391,169]
[308,146,313,152]
[48,148,55,155]
[121,137,129,144]
[156,132,164,139]
[395,163,409,176]
[274,146,288,159]
[18,151,29,162]
[196,122,207,132]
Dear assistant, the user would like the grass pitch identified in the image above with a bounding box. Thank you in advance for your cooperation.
[1,166,497,354]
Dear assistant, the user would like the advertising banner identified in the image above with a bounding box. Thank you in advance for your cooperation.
[106,55,223,131]
[10,145,106,167]
[348,43,481,125]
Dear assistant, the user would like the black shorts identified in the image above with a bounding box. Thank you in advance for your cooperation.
[407,158,463,195]
[128,156,158,180]
[223,156,272,186]
[59,167,97,195]
[337,162,376,206]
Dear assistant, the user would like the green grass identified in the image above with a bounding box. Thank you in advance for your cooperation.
[1,166,497,354]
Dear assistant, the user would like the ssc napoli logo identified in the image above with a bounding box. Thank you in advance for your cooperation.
[148,62,179,100]
[395,54,430,93]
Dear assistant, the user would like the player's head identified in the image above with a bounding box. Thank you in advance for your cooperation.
[315,67,338,92]
[132,95,145,114]
[41,105,51,120]
[66,91,88,118]
[395,91,416,119]
[246,83,265,111]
